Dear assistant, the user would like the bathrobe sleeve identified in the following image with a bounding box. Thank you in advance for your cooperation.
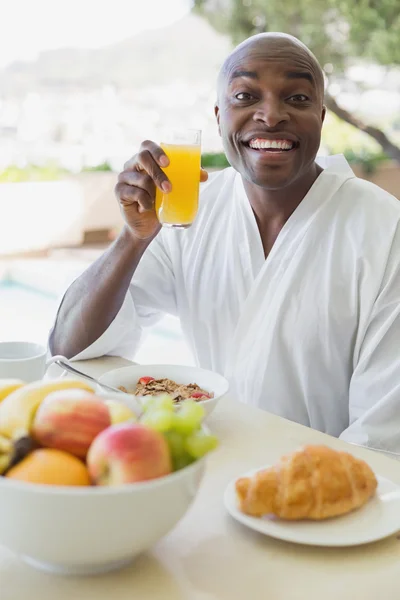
[340,224,400,453]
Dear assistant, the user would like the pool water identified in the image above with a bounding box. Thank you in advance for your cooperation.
[0,281,57,345]
[0,281,194,366]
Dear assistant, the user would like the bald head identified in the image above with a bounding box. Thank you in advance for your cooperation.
[214,31,327,191]
[217,32,325,101]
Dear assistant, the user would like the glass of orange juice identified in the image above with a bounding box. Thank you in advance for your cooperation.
[155,128,201,228]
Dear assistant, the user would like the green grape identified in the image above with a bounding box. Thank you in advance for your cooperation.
[141,394,175,413]
[163,431,195,471]
[152,394,175,412]
[140,396,156,413]
[141,408,173,432]
[163,430,186,457]
[185,431,219,459]
[173,400,205,434]
[172,452,195,472]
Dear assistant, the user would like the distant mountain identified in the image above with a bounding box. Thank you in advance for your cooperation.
[0,14,233,95]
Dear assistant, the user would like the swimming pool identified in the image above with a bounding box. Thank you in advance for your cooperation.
[0,280,194,366]
[0,281,57,345]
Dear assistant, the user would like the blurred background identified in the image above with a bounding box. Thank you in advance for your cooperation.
[1,0,399,364]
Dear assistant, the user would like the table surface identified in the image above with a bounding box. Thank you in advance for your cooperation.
[2,356,400,600]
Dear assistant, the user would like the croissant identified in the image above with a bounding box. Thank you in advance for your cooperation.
[235,445,378,520]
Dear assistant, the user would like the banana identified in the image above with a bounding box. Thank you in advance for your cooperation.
[0,433,39,475]
[0,434,13,474]
[0,455,10,475]
[0,379,26,403]
[0,435,12,453]
[0,379,94,440]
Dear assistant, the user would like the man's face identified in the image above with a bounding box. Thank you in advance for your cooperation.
[215,46,326,190]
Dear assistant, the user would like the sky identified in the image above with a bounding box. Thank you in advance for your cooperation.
[1,0,191,68]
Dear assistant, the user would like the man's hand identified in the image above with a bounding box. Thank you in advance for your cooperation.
[115,140,208,241]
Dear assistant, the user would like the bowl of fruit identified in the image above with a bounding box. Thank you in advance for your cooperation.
[97,363,230,419]
[0,377,218,575]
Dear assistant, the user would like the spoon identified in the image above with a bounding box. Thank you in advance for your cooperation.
[50,357,143,416]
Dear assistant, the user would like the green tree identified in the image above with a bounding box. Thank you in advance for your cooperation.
[194,0,400,162]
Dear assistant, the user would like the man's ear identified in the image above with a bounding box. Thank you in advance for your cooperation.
[321,105,327,124]
[214,103,221,137]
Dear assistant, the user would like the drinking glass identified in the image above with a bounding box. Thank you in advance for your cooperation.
[155,129,202,228]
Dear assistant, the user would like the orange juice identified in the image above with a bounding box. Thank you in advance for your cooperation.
[155,142,201,228]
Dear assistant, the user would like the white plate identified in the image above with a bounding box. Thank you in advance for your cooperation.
[224,465,400,547]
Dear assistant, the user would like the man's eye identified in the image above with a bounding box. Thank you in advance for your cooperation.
[235,92,254,101]
[289,94,310,102]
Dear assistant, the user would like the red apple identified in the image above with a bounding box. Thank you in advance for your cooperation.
[87,423,172,485]
[32,389,111,459]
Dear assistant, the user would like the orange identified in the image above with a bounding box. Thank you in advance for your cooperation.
[5,448,91,486]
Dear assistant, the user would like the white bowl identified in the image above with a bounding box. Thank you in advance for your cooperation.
[0,458,205,576]
[97,364,229,419]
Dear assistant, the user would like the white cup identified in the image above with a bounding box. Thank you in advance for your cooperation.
[0,341,54,382]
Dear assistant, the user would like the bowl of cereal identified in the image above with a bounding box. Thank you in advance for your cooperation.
[97,364,229,419]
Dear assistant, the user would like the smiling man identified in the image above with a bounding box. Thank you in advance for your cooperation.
[215,33,327,256]
[49,33,400,452]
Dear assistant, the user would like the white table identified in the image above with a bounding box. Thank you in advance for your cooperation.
[2,356,400,600]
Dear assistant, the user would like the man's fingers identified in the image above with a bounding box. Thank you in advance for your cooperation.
[115,182,154,212]
[123,144,167,170]
[117,170,155,199]
[133,149,171,193]
[140,140,169,167]
[136,149,171,192]
[122,143,208,196]
[123,140,170,186]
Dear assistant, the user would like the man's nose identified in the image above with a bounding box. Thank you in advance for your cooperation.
[252,99,289,128]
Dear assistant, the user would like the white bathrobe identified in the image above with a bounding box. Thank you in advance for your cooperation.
[60,154,400,452]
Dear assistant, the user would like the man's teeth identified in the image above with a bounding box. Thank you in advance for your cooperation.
[249,139,294,150]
